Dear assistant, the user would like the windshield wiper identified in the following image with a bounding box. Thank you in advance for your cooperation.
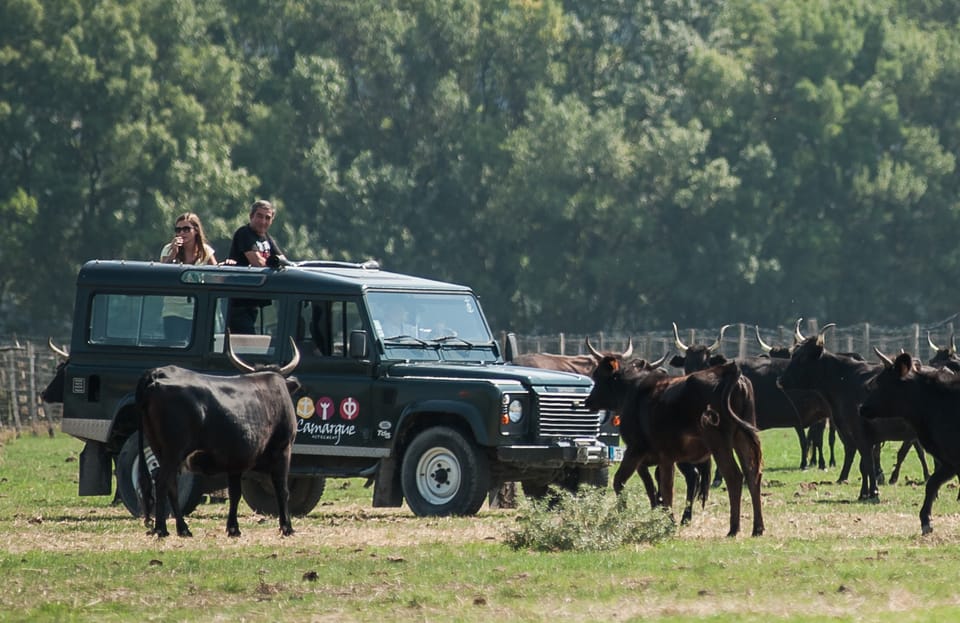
[382,334,430,346]
[432,335,476,347]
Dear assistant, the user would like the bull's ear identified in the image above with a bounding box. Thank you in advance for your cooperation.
[894,353,913,378]
[709,354,728,366]
[669,355,685,368]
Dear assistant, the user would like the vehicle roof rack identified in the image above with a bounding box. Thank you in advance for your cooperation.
[294,259,380,270]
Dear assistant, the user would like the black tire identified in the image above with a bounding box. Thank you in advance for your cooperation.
[115,434,203,518]
[401,426,489,517]
[241,474,326,517]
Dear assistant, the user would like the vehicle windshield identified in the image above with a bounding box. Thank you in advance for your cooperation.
[365,291,498,362]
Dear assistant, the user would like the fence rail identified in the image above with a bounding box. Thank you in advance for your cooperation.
[4,319,956,433]
[0,338,61,437]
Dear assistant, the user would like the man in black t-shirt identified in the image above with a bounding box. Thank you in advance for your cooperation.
[227,199,289,333]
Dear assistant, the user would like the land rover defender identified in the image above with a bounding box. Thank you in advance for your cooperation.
[53,259,619,517]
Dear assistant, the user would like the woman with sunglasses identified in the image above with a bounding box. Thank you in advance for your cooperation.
[160,212,217,265]
[159,213,217,344]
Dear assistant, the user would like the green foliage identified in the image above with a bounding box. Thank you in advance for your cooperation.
[504,485,675,552]
[7,0,960,336]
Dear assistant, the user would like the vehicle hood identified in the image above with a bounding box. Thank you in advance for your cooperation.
[385,361,592,387]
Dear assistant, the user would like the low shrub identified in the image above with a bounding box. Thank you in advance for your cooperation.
[503,486,675,552]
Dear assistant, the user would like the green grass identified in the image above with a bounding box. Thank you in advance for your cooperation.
[1,428,959,621]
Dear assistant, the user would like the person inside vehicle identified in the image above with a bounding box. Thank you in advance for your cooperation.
[159,212,217,343]
[227,199,289,333]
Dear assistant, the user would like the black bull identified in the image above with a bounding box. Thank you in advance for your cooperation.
[860,351,960,535]
[586,358,764,537]
[136,336,301,538]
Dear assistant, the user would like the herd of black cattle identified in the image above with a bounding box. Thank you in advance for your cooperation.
[43,320,960,540]
[511,319,960,538]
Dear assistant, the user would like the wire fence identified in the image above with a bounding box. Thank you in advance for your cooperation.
[502,317,960,366]
[4,317,958,433]
[0,338,63,437]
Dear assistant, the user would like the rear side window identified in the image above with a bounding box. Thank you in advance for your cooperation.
[298,299,363,357]
[88,293,194,348]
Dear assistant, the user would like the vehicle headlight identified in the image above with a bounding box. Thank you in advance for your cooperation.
[507,399,524,423]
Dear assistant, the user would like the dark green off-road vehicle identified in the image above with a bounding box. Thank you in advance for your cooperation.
[54,259,619,517]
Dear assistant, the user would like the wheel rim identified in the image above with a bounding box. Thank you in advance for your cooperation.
[415,447,461,506]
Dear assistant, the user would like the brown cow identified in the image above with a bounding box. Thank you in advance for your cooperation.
[586,358,764,537]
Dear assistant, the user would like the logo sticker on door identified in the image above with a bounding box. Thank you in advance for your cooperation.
[340,397,360,421]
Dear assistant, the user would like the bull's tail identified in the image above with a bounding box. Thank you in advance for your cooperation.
[715,364,763,474]
[135,371,158,526]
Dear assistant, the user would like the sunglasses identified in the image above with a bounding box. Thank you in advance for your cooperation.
[174,226,194,233]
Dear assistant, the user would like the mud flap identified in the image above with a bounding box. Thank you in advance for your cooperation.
[78,441,112,496]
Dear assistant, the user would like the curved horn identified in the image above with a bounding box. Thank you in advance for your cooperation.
[952,332,957,354]
[755,325,773,354]
[794,317,805,343]
[649,352,668,369]
[816,323,837,347]
[585,336,604,360]
[928,331,940,352]
[621,337,634,359]
[708,324,730,353]
[873,346,894,367]
[672,322,689,354]
[47,337,69,359]
[225,330,256,373]
[278,337,300,376]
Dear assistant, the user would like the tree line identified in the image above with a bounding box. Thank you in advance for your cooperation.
[3,0,960,338]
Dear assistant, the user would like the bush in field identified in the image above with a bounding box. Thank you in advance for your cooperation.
[504,486,676,552]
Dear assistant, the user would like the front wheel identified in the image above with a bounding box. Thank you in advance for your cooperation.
[115,434,203,518]
[241,474,326,517]
[401,427,490,517]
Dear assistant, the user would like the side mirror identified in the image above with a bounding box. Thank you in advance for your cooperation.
[504,332,518,362]
[348,330,369,359]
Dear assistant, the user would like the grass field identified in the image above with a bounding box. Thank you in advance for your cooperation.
[1,427,959,622]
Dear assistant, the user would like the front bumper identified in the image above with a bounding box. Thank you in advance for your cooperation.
[496,438,620,468]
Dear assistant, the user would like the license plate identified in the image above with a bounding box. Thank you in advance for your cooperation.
[608,445,624,462]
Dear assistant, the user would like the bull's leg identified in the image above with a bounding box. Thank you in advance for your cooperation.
[837,437,856,483]
[226,473,242,537]
[270,466,294,537]
[612,448,642,495]
[656,460,677,523]
[890,441,912,485]
[677,463,700,525]
[151,462,185,537]
[710,447,743,537]
[794,426,808,470]
[828,422,837,467]
[637,465,659,508]
[733,433,764,537]
[920,464,957,535]
[163,465,191,538]
[914,442,931,482]
[857,442,879,501]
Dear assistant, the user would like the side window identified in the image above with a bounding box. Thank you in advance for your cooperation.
[212,296,279,356]
[298,299,362,357]
[88,293,192,348]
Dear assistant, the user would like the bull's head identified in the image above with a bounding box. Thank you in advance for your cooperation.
[225,331,300,376]
[585,336,634,363]
[41,338,70,404]
[669,323,729,373]
[755,325,792,359]
[927,331,960,372]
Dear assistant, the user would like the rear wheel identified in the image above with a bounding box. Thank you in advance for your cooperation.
[115,434,203,518]
[401,427,489,517]
[241,474,326,517]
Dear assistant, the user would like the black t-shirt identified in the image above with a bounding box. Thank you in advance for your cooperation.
[228,224,284,266]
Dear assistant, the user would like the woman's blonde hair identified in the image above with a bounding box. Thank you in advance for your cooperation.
[174,212,214,264]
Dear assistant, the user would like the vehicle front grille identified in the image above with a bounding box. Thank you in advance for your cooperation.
[536,391,601,438]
